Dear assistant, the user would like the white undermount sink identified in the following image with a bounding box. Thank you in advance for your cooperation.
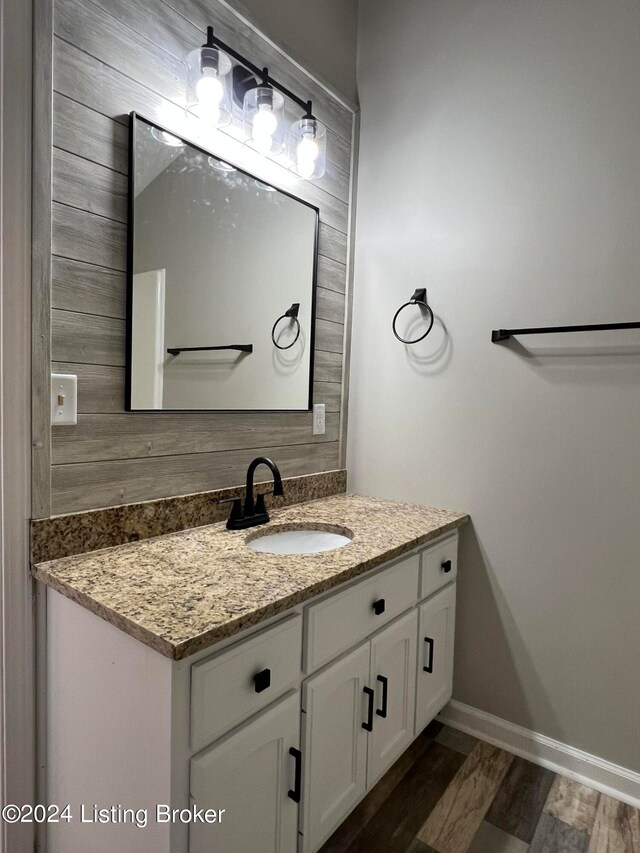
[246,527,353,555]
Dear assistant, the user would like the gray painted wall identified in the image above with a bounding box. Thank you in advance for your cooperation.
[232,0,358,104]
[349,0,640,772]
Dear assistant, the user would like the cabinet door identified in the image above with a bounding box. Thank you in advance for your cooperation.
[301,642,370,852]
[415,583,456,734]
[367,609,418,787]
[190,692,300,853]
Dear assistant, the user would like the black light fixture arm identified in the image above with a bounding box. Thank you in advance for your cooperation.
[204,25,313,115]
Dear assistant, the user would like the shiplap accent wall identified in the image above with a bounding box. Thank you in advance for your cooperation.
[33,0,356,517]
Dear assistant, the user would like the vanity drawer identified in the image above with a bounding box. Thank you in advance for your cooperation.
[191,613,302,751]
[420,533,458,600]
[304,555,419,673]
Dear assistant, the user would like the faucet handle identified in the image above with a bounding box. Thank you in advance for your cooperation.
[255,492,270,515]
[256,485,285,515]
[217,497,243,527]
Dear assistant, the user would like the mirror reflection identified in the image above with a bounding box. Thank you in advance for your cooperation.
[128,114,318,411]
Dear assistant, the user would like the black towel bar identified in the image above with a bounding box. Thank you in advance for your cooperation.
[492,322,640,343]
[167,344,253,355]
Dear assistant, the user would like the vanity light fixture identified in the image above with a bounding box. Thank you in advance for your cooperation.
[186,28,232,127]
[289,103,326,180]
[187,26,327,180]
[242,69,285,156]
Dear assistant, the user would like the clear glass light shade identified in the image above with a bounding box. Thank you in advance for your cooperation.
[208,156,236,173]
[243,86,285,156]
[186,46,232,128]
[150,127,184,147]
[289,116,326,179]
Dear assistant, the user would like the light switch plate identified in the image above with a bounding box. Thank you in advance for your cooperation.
[51,373,77,425]
[312,403,326,435]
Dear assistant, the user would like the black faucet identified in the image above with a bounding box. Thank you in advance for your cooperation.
[222,456,284,530]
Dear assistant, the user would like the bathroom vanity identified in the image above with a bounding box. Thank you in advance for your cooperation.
[34,494,467,853]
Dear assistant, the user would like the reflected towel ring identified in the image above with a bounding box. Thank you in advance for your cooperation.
[392,288,434,344]
[271,303,301,350]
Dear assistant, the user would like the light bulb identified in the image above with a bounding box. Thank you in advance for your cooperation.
[296,134,319,179]
[253,105,278,137]
[196,70,223,124]
[252,105,277,154]
[196,71,223,105]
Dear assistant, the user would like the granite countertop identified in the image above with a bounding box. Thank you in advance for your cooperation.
[33,494,469,661]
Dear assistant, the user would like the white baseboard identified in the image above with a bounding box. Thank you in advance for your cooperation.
[437,700,640,810]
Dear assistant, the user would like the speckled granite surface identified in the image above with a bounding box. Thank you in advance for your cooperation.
[33,494,468,661]
[31,469,347,563]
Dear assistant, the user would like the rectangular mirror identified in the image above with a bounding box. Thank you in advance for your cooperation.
[127,114,319,411]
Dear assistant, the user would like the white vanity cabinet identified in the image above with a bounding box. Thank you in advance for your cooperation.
[190,691,300,853]
[190,613,302,751]
[303,553,420,672]
[300,642,370,850]
[415,583,456,734]
[45,530,459,853]
[301,609,418,853]
[368,609,418,785]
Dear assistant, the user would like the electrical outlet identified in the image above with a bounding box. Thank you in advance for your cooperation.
[312,403,326,435]
[51,373,77,425]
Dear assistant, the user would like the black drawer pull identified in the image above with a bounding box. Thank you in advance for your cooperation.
[362,686,375,731]
[372,598,386,615]
[423,637,435,673]
[442,559,452,573]
[288,747,302,803]
[376,675,388,718]
[253,668,271,693]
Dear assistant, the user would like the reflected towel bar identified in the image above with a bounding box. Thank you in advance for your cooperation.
[272,303,301,350]
[167,345,253,356]
[491,323,640,343]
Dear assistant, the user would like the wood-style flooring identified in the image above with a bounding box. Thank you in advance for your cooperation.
[321,722,640,853]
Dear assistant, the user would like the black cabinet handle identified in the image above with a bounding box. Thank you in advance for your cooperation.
[372,598,386,615]
[376,675,388,718]
[288,747,302,803]
[253,668,271,693]
[442,559,452,573]
[423,637,435,673]
[362,686,375,731]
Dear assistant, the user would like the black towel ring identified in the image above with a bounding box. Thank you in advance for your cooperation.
[392,288,434,344]
[271,303,301,350]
